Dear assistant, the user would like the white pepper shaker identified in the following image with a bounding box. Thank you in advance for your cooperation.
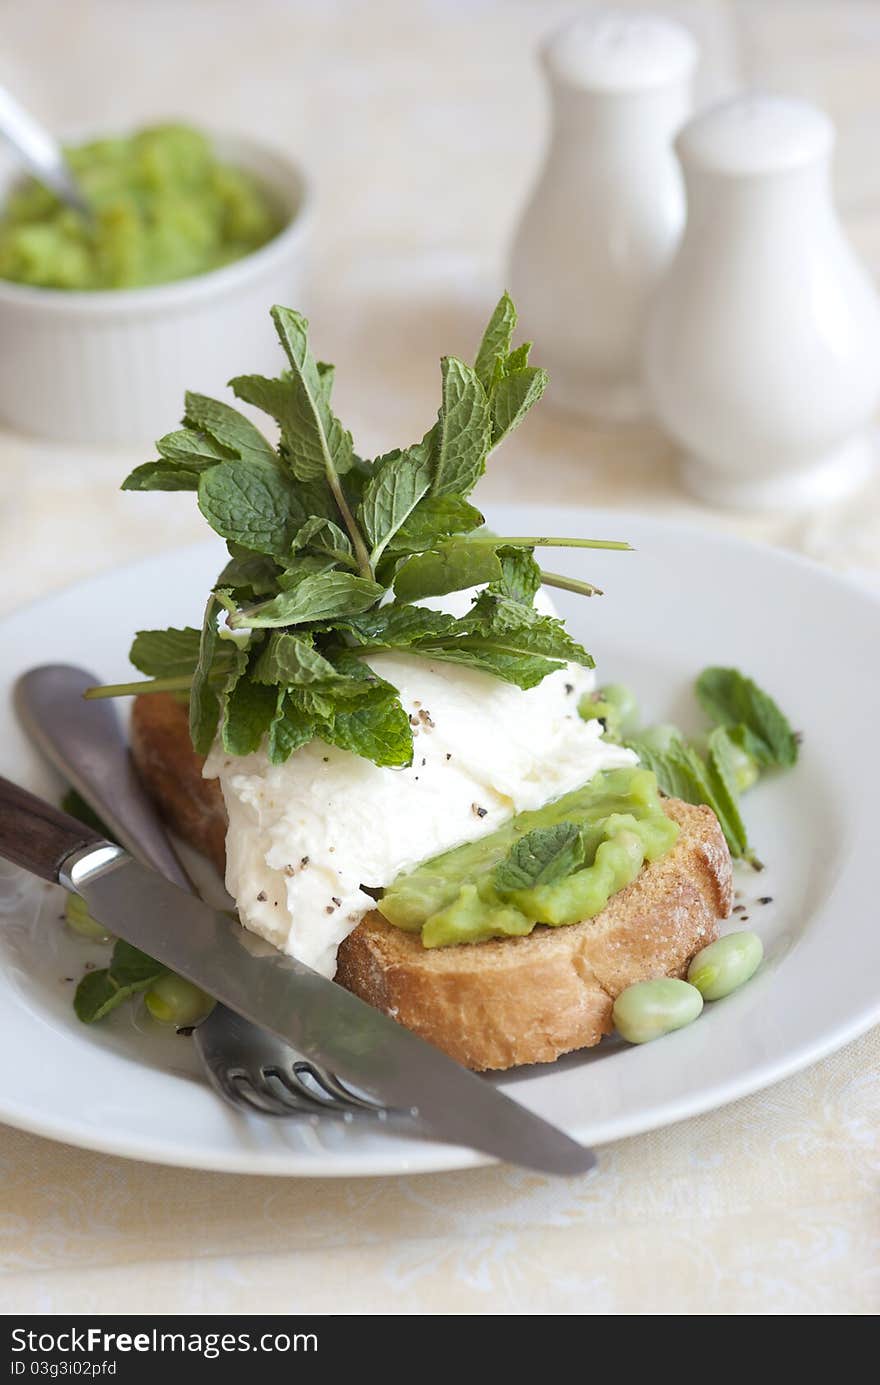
[509,9,698,422]
[643,94,880,509]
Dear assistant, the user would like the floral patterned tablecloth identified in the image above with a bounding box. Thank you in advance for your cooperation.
[0,0,877,1316]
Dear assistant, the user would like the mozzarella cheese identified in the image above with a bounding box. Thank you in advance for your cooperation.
[204,608,637,977]
[203,584,637,975]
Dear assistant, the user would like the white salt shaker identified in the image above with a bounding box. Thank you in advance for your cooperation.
[509,9,698,422]
[644,94,880,509]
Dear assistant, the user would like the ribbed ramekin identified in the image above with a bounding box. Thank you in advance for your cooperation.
[0,134,311,447]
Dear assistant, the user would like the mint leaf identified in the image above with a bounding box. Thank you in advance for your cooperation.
[198,461,311,560]
[182,392,275,465]
[431,357,492,498]
[124,399,276,493]
[252,632,359,690]
[628,737,714,808]
[110,940,168,988]
[115,297,632,773]
[385,494,484,556]
[74,970,120,1023]
[233,308,372,577]
[292,517,355,567]
[130,627,201,678]
[128,623,245,693]
[411,646,561,689]
[320,691,414,768]
[190,592,247,754]
[494,821,585,891]
[275,555,337,587]
[74,941,167,1023]
[232,572,383,628]
[221,674,278,756]
[216,551,280,598]
[471,294,545,444]
[504,341,531,373]
[474,292,517,391]
[316,361,335,400]
[121,461,203,492]
[466,594,594,668]
[267,691,317,763]
[628,735,755,863]
[490,366,548,446]
[359,448,433,559]
[489,545,541,605]
[242,307,355,482]
[340,597,570,689]
[706,727,753,862]
[121,426,234,492]
[727,722,777,768]
[158,428,233,466]
[341,605,458,647]
[695,668,798,768]
[393,540,502,602]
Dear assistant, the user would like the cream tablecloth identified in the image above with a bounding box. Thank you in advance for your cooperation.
[0,0,878,1316]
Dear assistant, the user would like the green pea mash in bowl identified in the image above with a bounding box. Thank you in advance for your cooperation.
[0,123,285,291]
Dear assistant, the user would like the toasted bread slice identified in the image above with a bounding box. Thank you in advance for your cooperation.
[131,693,732,1070]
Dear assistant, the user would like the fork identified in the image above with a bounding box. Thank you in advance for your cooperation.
[194,1003,389,1119]
[15,664,393,1122]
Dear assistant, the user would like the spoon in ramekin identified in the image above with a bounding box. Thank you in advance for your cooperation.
[0,81,91,216]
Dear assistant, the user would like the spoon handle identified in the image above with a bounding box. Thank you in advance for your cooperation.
[13,664,192,891]
[0,84,90,215]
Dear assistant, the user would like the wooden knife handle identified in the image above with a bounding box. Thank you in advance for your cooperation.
[0,774,104,883]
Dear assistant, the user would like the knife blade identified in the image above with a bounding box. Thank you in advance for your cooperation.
[0,774,595,1175]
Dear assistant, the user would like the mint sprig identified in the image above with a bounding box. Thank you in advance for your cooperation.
[607,666,798,869]
[74,941,168,1024]
[695,667,799,769]
[493,821,585,891]
[89,295,631,768]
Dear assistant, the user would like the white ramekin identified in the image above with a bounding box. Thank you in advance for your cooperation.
[0,134,311,447]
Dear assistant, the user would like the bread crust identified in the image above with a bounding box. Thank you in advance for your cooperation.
[130,693,228,875]
[131,693,732,1070]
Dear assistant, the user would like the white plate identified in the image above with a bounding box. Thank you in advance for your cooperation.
[1,504,878,1177]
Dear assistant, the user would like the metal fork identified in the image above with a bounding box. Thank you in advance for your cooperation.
[194,1004,390,1119]
[15,664,393,1122]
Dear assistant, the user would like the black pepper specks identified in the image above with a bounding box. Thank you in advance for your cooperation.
[472,803,488,818]
[732,903,746,914]
[758,896,773,905]
[300,856,310,867]
[332,896,342,907]
[446,752,452,761]
[257,891,267,902]
[565,683,574,695]
[418,709,435,728]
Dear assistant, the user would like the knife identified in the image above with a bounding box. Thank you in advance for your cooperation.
[0,774,596,1175]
